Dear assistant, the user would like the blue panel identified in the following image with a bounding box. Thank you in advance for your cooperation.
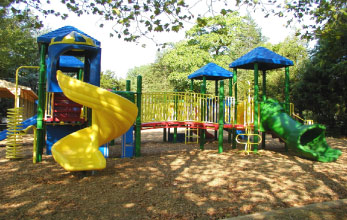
[188,63,233,80]
[229,47,294,70]
[121,127,134,158]
[46,44,101,92]
[46,125,82,155]
[99,143,109,158]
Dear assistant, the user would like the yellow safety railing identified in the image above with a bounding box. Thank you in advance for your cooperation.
[20,125,37,163]
[139,90,256,127]
[45,92,54,120]
[290,103,314,125]
[224,96,235,124]
[141,92,221,124]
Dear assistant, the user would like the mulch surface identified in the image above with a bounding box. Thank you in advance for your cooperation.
[0,129,346,220]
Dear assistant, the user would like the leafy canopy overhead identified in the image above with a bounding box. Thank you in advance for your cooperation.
[2,0,345,42]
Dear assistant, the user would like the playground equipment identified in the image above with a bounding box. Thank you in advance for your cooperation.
[132,48,341,162]
[31,26,137,171]
[11,26,337,170]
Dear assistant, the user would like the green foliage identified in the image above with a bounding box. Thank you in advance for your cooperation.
[157,13,264,93]
[100,70,125,90]
[4,0,345,44]
[237,0,346,41]
[0,11,41,91]
[260,36,308,101]
[5,0,344,46]
[5,0,193,43]
[292,13,347,135]
[126,63,170,92]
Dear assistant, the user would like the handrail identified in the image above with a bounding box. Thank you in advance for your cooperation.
[20,125,37,164]
[290,103,314,125]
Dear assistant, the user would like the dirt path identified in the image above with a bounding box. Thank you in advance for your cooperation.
[0,130,346,219]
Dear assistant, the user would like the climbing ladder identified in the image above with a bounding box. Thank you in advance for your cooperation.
[185,126,199,144]
[45,93,86,123]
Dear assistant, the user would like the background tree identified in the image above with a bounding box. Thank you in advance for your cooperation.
[292,13,347,135]
[0,11,40,90]
[237,0,346,41]
[100,70,125,90]
[157,12,265,93]
[258,36,309,102]
[126,62,170,92]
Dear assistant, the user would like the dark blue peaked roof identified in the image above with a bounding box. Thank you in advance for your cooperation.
[229,47,293,70]
[37,26,101,46]
[188,63,233,80]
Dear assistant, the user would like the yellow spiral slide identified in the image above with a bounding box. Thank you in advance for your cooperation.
[51,71,138,171]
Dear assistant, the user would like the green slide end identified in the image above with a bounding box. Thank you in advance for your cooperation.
[260,99,341,162]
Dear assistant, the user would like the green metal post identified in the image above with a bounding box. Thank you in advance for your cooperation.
[35,44,46,162]
[78,69,83,80]
[218,80,224,153]
[262,70,266,149]
[173,90,178,143]
[253,63,259,151]
[214,80,218,140]
[232,68,237,149]
[284,66,290,151]
[228,78,232,143]
[163,128,167,142]
[126,80,131,91]
[200,76,206,150]
[135,75,142,157]
[189,79,193,141]
[284,66,290,114]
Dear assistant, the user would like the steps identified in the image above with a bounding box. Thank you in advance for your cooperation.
[46,93,85,123]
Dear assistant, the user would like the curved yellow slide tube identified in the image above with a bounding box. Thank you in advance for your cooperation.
[52,71,138,171]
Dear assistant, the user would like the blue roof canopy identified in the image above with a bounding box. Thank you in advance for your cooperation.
[188,63,233,80]
[37,26,100,47]
[229,47,293,70]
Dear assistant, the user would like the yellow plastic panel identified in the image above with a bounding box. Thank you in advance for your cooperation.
[52,71,138,171]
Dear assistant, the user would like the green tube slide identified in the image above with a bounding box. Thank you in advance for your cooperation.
[260,99,341,162]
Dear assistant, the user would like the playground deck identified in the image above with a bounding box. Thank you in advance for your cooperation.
[1,132,346,220]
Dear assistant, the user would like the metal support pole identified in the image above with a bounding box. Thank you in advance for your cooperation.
[262,70,266,149]
[253,63,259,152]
[126,80,131,91]
[228,77,232,143]
[232,68,237,149]
[36,44,46,162]
[285,66,290,114]
[163,128,167,142]
[173,90,178,143]
[218,80,224,153]
[284,66,290,151]
[200,76,206,150]
[214,80,218,140]
[135,75,142,157]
